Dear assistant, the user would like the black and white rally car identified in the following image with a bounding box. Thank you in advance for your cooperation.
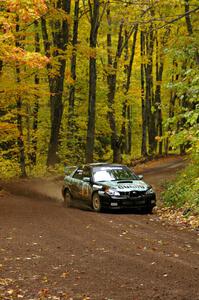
[62,163,156,213]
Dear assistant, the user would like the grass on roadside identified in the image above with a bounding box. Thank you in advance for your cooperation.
[160,154,199,229]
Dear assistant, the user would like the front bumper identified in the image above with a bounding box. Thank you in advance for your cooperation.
[98,191,156,210]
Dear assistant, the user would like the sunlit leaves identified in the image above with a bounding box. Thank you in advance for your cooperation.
[1,45,49,68]
[7,0,47,23]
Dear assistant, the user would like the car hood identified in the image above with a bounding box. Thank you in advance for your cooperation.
[99,180,150,192]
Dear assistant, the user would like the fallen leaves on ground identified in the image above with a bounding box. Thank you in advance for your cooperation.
[156,207,199,230]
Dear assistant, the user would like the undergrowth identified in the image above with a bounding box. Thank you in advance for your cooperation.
[162,154,199,215]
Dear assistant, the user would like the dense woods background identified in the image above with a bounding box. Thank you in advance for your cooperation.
[0,0,198,178]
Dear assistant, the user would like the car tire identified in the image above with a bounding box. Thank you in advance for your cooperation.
[63,190,72,208]
[92,193,102,212]
[145,206,153,214]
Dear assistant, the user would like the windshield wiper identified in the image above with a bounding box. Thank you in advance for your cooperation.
[116,179,133,182]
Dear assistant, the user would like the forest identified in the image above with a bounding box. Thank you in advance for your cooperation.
[0,0,198,179]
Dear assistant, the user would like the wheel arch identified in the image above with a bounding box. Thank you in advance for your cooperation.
[62,187,71,198]
[92,190,99,198]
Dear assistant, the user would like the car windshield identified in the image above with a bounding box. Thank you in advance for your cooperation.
[93,166,138,182]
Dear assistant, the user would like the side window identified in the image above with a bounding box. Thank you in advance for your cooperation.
[73,168,83,180]
[82,166,91,178]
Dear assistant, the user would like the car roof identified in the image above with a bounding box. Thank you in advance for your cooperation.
[86,163,125,168]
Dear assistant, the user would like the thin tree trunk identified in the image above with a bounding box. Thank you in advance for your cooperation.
[140,30,147,156]
[15,21,27,177]
[0,60,2,74]
[155,34,164,155]
[68,0,79,141]
[145,28,156,155]
[126,26,138,154]
[121,30,129,154]
[31,20,40,165]
[0,60,3,117]
[165,60,178,154]
[125,25,138,94]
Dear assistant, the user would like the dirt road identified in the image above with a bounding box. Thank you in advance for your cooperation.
[0,157,198,300]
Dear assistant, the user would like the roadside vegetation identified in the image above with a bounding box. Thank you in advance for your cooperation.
[161,25,199,220]
[163,155,199,212]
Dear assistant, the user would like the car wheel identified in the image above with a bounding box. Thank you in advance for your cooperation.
[63,190,72,208]
[92,193,101,212]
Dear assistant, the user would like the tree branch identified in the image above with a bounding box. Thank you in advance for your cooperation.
[150,6,199,32]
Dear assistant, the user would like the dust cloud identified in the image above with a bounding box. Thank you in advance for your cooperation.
[1,178,63,203]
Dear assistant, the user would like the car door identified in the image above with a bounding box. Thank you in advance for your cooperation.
[81,166,93,204]
[71,167,84,199]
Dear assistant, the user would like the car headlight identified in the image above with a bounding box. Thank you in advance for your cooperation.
[146,188,154,194]
[106,188,120,196]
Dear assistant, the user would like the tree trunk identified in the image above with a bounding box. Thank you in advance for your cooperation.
[106,4,124,163]
[41,0,71,166]
[145,28,156,155]
[140,31,147,156]
[184,0,193,35]
[121,25,138,154]
[31,20,40,165]
[121,30,129,154]
[165,60,178,154]
[126,26,138,154]
[68,0,79,142]
[16,21,27,177]
[48,74,65,165]
[0,60,2,74]
[184,0,199,64]
[155,34,164,155]
[85,0,100,163]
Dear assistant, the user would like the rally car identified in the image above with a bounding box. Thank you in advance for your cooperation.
[62,163,156,213]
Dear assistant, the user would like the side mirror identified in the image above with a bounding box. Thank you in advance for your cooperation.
[83,177,91,182]
[138,174,143,180]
